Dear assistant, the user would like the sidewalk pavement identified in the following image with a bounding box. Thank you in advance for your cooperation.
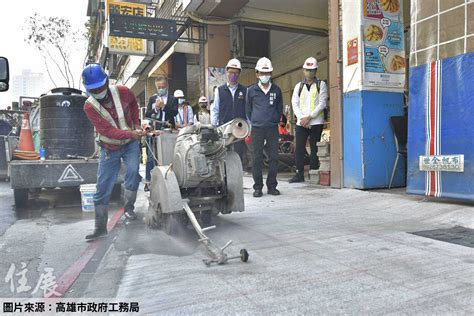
[85,175,474,314]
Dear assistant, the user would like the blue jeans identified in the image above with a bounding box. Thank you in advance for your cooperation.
[94,140,142,206]
[145,136,154,181]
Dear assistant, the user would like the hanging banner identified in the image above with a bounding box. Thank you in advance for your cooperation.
[362,0,406,91]
[107,0,147,55]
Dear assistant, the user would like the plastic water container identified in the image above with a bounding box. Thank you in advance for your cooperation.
[79,184,96,212]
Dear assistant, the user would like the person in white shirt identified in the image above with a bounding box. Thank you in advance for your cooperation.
[174,89,194,128]
[289,57,328,183]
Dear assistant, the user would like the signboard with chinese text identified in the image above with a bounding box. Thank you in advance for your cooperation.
[109,14,177,40]
[419,155,464,172]
[107,0,147,55]
[362,0,405,91]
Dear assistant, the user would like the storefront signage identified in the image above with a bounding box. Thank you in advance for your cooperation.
[419,155,464,172]
[362,0,406,91]
[108,0,147,55]
[110,14,177,40]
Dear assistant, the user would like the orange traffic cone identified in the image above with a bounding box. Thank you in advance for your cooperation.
[14,112,39,160]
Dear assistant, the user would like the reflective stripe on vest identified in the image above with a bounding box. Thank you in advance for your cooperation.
[87,86,132,146]
[300,82,323,117]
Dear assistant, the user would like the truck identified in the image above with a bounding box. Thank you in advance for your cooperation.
[0,57,123,208]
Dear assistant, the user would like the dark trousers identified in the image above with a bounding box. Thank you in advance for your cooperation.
[145,136,154,181]
[251,126,279,190]
[295,124,323,173]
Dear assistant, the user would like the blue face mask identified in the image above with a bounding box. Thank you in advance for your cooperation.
[178,98,185,105]
[259,75,271,85]
[157,88,167,96]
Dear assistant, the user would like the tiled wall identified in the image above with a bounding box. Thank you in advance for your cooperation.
[410,0,474,66]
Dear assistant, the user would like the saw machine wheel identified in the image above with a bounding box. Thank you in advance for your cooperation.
[145,202,161,229]
[223,151,245,214]
[146,166,183,230]
[240,249,249,262]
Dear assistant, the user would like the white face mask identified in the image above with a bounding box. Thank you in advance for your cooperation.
[91,89,108,100]
[178,98,185,105]
[259,75,271,84]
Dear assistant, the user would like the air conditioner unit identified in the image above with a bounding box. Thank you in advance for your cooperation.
[232,26,269,68]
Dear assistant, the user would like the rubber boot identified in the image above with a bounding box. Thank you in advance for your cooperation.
[124,189,138,220]
[85,205,108,240]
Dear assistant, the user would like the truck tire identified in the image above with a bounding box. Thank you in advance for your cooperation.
[13,188,28,208]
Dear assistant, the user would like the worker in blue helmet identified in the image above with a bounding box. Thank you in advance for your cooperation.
[82,63,145,240]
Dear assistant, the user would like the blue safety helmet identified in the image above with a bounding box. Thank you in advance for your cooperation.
[82,63,108,90]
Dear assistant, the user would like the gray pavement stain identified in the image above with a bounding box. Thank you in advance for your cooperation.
[410,226,474,248]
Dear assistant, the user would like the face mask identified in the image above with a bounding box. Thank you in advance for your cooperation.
[259,75,271,85]
[304,70,317,80]
[227,73,239,84]
[178,98,185,105]
[90,89,108,100]
[157,88,167,96]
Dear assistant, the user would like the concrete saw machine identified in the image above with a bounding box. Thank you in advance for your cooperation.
[145,118,250,265]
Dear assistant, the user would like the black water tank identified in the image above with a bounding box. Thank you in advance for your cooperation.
[40,88,95,159]
[0,120,12,136]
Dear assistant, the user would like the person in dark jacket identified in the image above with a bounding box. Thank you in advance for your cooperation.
[145,76,177,129]
[211,58,248,163]
[246,57,283,198]
[143,76,177,191]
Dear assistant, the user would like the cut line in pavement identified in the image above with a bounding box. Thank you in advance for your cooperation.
[51,208,124,298]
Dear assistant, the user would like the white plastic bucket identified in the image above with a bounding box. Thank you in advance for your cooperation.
[80,184,96,213]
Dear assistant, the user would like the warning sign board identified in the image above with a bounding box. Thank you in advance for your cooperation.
[58,165,85,183]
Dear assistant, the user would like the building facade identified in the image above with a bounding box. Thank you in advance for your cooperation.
[84,0,474,199]
[11,69,46,101]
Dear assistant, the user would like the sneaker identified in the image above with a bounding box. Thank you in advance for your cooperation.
[267,188,281,196]
[289,173,304,183]
[253,189,263,198]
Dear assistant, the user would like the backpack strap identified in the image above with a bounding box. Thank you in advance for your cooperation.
[297,81,305,97]
[298,78,322,97]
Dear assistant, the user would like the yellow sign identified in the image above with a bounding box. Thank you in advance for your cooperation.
[107,0,147,55]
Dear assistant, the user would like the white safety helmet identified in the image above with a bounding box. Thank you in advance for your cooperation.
[303,57,318,70]
[255,57,273,72]
[226,58,242,70]
[173,89,184,98]
[198,96,208,103]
